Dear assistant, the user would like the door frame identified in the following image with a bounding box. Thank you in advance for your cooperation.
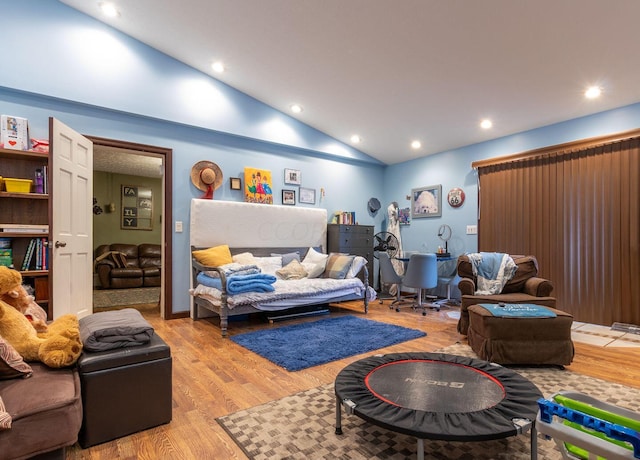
[87,136,181,320]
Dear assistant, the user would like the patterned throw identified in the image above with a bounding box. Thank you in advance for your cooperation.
[217,343,640,459]
[467,252,517,295]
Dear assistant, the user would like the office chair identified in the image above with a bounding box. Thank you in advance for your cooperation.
[378,252,413,308]
[400,253,439,315]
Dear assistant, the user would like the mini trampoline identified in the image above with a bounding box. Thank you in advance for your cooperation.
[335,352,543,460]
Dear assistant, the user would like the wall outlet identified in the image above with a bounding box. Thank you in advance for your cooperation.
[175,221,183,233]
[466,225,478,235]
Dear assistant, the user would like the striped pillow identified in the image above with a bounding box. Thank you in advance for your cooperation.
[0,335,33,381]
[323,254,355,279]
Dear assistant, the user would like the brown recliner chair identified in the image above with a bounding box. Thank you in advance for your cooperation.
[456,254,556,335]
[95,243,161,289]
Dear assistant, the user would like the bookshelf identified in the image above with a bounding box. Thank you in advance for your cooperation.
[0,148,51,317]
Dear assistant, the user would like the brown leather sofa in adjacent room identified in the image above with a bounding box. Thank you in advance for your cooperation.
[95,243,161,289]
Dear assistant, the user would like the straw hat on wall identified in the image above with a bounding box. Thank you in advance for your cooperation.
[191,161,223,199]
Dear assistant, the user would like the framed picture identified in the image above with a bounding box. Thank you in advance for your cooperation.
[282,189,296,205]
[230,177,241,190]
[244,167,273,204]
[399,207,411,225]
[299,187,316,204]
[121,185,153,230]
[411,184,442,218]
[284,168,301,185]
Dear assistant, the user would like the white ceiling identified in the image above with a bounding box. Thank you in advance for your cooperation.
[61,0,640,165]
[93,146,163,178]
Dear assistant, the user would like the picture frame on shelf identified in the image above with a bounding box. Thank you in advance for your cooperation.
[284,168,301,185]
[411,184,442,218]
[230,177,242,190]
[282,189,296,205]
[299,187,316,204]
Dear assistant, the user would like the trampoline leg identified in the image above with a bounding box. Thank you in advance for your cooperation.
[416,438,424,460]
[335,397,343,435]
[530,423,537,460]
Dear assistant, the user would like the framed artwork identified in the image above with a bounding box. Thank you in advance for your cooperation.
[299,187,316,204]
[284,168,301,185]
[282,189,296,205]
[399,207,411,225]
[230,177,241,190]
[411,184,442,218]
[244,167,273,204]
[121,185,153,230]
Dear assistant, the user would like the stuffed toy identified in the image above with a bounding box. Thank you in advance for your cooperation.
[0,266,82,368]
[0,267,49,332]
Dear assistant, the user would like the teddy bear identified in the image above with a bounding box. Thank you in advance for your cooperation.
[0,267,83,368]
[0,266,49,332]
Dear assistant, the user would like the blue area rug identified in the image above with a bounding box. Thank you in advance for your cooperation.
[230,315,426,371]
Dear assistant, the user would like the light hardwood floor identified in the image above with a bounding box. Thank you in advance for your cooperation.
[67,300,640,459]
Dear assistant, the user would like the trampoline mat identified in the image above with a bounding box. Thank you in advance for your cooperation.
[335,352,542,441]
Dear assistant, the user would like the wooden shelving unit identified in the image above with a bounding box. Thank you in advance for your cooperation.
[0,147,51,317]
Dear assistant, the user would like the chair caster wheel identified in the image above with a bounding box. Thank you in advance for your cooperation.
[422,311,427,316]
[395,308,400,312]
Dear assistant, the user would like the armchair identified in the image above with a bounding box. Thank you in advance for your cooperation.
[456,254,556,335]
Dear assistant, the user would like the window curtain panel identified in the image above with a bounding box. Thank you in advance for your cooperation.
[474,131,640,327]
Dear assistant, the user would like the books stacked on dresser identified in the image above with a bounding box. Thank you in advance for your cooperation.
[332,211,356,225]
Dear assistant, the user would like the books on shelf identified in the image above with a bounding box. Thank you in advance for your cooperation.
[20,237,48,271]
[0,223,49,233]
[332,211,356,225]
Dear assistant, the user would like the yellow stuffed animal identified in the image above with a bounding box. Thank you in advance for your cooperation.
[0,266,49,332]
[0,267,82,368]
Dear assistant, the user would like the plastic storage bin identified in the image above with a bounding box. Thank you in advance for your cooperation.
[4,178,32,193]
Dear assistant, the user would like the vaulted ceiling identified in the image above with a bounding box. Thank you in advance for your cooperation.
[61,0,640,165]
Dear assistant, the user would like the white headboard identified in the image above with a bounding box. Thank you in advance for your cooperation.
[190,199,328,250]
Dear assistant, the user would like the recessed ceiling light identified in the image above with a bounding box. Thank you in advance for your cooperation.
[290,104,303,114]
[411,140,422,150]
[350,135,361,144]
[480,119,493,129]
[585,86,602,99]
[211,61,225,73]
[99,2,120,18]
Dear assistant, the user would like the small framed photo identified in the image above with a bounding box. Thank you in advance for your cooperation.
[230,177,242,190]
[299,187,316,204]
[282,189,296,205]
[411,184,442,218]
[284,168,301,185]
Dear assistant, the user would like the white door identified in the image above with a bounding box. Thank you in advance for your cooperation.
[50,117,93,319]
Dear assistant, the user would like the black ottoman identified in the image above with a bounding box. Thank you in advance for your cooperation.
[77,333,172,448]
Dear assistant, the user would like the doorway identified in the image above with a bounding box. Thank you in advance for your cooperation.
[88,136,175,320]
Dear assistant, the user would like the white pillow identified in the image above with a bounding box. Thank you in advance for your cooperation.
[346,256,367,279]
[302,247,329,267]
[301,262,325,279]
[254,256,282,275]
[232,252,256,265]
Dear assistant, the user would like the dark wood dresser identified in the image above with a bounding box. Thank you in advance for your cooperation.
[327,224,374,286]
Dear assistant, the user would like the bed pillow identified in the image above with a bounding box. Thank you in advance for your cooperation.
[254,256,282,275]
[323,254,356,279]
[302,247,329,267]
[0,335,33,381]
[192,244,233,267]
[301,262,325,279]
[271,251,300,266]
[276,259,308,280]
[232,252,256,265]
[0,396,10,430]
[346,256,367,279]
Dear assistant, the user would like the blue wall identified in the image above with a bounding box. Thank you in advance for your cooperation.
[384,103,640,257]
[4,1,640,314]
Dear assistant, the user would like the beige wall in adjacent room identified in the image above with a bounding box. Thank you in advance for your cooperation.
[93,171,162,252]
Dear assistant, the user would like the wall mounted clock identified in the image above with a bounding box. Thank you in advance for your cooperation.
[447,187,465,208]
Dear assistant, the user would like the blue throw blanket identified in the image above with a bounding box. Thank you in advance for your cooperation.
[478,303,557,318]
[467,252,517,295]
[197,272,277,295]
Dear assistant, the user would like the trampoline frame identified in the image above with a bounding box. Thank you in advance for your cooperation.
[334,352,543,460]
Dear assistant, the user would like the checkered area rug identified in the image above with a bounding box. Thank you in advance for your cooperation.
[217,343,640,459]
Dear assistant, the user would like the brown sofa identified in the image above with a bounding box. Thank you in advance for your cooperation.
[0,362,82,459]
[95,243,161,289]
[456,254,556,335]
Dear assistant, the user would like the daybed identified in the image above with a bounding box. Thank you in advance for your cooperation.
[191,246,372,337]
